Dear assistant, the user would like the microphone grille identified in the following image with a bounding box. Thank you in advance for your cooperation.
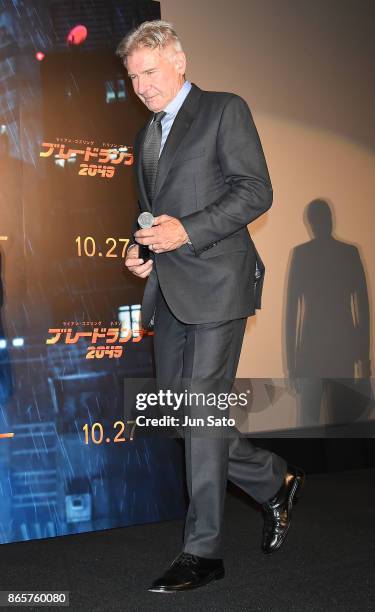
[138,212,154,229]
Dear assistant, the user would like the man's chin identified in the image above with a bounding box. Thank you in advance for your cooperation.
[144,98,163,112]
[147,104,162,112]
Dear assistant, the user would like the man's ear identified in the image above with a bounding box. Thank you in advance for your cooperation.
[175,51,187,75]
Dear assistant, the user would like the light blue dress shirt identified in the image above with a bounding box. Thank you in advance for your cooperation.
[158,80,192,156]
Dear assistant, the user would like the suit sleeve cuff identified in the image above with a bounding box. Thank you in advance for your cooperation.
[179,220,197,253]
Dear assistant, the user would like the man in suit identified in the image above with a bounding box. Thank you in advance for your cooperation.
[119,20,305,592]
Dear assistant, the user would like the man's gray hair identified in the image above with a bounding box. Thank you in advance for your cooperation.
[116,20,183,64]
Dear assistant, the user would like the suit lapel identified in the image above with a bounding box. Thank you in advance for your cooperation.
[134,84,202,210]
[153,83,202,201]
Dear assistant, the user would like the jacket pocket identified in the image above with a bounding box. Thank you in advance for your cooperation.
[198,232,247,259]
[173,147,206,166]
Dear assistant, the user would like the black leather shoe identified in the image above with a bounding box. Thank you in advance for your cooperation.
[261,464,305,554]
[148,552,225,592]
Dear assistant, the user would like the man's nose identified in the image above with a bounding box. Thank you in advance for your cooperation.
[137,76,148,95]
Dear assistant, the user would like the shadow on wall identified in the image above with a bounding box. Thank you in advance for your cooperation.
[285,198,373,429]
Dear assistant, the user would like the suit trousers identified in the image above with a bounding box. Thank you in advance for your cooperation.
[153,284,287,558]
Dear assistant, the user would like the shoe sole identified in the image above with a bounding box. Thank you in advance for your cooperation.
[148,569,225,593]
[263,469,306,554]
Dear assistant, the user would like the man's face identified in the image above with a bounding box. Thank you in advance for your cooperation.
[126,44,186,112]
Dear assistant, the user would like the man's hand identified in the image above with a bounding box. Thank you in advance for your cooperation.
[134,214,189,254]
[124,244,153,278]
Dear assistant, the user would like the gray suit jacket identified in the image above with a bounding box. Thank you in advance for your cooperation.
[132,83,272,326]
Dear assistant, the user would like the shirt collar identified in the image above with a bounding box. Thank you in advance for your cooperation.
[163,80,192,117]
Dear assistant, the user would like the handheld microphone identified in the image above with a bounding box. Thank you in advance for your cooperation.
[137,212,154,262]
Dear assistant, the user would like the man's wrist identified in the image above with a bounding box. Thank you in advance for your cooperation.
[179,220,193,248]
